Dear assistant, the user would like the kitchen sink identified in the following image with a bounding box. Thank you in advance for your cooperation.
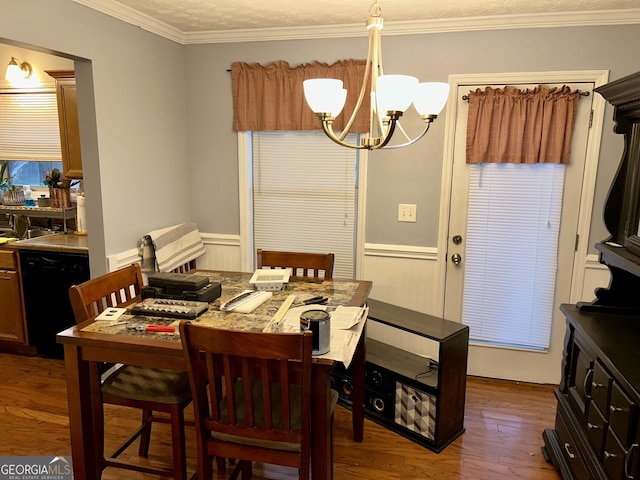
[0,228,56,239]
[25,229,56,238]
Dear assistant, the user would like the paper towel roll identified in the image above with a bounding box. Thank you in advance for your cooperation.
[76,194,87,234]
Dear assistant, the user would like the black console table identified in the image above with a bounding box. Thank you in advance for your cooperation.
[332,298,469,453]
[543,71,640,479]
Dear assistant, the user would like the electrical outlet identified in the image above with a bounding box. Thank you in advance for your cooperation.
[398,204,417,222]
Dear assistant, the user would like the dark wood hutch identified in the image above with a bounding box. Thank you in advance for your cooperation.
[543,71,640,479]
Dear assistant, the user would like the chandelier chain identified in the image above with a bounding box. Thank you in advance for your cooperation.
[369,0,382,18]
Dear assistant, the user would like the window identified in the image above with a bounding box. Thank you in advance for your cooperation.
[252,131,359,278]
[0,91,63,187]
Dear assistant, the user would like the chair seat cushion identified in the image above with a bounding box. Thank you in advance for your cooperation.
[212,381,339,453]
[102,365,191,404]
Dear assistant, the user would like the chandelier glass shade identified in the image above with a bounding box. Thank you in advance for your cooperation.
[303,1,450,150]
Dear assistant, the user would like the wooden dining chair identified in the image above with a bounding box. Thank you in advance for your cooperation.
[68,263,191,480]
[256,249,334,279]
[180,321,338,480]
[172,258,197,274]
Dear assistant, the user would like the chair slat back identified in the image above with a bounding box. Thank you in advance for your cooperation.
[69,263,144,323]
[180,323,313,447]
[172,259,197,274]
[256,249,334,279]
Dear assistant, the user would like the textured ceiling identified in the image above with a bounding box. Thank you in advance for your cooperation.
[84,0,640,33]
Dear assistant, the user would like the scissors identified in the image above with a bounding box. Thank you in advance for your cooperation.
[293,296,328,306]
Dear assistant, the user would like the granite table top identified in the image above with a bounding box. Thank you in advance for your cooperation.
[82,271,363,340]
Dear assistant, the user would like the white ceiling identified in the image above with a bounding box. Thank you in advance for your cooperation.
[73,0,640,43]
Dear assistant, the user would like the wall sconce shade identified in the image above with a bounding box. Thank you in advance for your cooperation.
[5,57,33,82]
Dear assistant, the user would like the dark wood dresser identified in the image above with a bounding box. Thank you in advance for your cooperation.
[543,71,640,479]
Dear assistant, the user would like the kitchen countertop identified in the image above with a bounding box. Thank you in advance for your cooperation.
[4,232,89,254]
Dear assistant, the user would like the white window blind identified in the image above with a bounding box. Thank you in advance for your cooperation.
[0,92,62,161]
[462,163,565,350]
[252,131,358,279]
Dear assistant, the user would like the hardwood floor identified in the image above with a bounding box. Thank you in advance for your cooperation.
[0,353,561,480]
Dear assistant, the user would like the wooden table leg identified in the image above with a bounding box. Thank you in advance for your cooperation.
[64,344,101,480]
[351,328,366,442]
[311,363,332,480]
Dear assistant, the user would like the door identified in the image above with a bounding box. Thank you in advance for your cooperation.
[443,81,594,383]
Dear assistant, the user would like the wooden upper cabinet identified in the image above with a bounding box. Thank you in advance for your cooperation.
[45,70,83,179]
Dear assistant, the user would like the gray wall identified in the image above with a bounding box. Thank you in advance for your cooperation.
[185,26,640,250]
[1,0,190,276]
[2,0,639,276]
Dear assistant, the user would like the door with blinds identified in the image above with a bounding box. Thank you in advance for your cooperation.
[251,131,359,279]
[443,81,593,384]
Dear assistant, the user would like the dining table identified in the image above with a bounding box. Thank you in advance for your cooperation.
[57,270,372,480]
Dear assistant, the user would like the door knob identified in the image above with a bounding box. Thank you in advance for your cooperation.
[451,253,462,265]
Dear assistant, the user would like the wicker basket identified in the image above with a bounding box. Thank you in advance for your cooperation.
[2,189,25,206]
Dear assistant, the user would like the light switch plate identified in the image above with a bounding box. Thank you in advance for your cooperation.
[398,204,417,222]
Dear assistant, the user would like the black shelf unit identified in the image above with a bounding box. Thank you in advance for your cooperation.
[332,299,469,453]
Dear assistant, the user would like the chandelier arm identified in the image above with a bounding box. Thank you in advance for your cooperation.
[321,117,367,150]
[372,27,386,140]
[395,120,413,142]
[338,27,377,143]
[375,118,399,149]
[379,120,434,150]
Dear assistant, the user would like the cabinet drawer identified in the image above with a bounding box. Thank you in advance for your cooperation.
[0,249,18,270]
[610,382,637,447]
[603,429,629,480]
[592,361,612,416]
[586,402,608,457]
[568,336,595,417]
[556,406,591,480]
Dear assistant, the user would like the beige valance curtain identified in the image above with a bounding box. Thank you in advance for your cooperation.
[231,59,369,132]
[466,85,582,164]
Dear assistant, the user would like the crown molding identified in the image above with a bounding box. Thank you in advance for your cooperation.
[71,0,185,43]
[72,1,640,45]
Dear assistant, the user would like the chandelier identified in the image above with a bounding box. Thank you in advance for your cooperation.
[303,1,450,150]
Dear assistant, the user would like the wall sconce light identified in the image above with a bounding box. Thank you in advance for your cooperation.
[5,57,33,82]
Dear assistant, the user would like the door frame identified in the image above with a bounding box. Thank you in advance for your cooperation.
[435,70,609,317]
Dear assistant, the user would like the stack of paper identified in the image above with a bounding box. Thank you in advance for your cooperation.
[267,304,368,367]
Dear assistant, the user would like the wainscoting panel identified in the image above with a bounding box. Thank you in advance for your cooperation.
[106,233,242,273]
[361,244,439,315]
[578,254,610,303]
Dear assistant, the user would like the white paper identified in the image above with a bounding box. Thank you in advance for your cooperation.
[95,307,127,321]
[331,306,367,329]
[264,305,369,368]
[315,306,368,368]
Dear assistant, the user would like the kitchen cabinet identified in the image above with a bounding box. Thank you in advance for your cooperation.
[0,249,30,351]
[46,70,83,179]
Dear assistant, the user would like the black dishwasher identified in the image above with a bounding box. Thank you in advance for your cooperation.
[20,250,90,358]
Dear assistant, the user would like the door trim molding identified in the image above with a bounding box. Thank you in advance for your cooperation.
[436,70,609,316]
